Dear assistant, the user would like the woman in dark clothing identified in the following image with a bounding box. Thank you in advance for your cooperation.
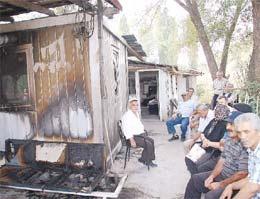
[185,104,230,175]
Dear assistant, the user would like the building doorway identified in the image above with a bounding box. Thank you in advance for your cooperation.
[139,71,159,118]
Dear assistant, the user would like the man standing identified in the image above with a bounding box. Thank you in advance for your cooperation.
[187,87,199,106]
[184,112,248,199]
[220,113,260,199]
[166,92,196,142]
[212,71,228,109]
[121,96,157,167]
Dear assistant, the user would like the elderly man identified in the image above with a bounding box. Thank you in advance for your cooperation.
[121,96,157,167]
[220,113,260,199]
[184,112,248,199]
[212,71,228,109]
[183,103,215,153]
[166,92,196,142]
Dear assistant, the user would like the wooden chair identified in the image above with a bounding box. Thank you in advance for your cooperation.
[118,120,149,170]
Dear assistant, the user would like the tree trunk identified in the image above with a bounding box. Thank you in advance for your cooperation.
[175,0,245,80]
[248,0,260,82]
[219,0,244,76]
[189,2,218,80]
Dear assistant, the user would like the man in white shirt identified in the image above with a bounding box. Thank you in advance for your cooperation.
[121,97,157,167]
[166,92,196,142]
[183,103,215,153]
[187,87,199,106]
[212,71,228,109]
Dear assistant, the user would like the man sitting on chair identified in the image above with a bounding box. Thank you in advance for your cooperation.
[121,96,157,167]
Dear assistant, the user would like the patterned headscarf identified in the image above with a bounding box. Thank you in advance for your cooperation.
[214,104,230,121]
[204,104,230,137]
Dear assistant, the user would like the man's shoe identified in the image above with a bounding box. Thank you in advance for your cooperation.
[168,135,179,142]
[180,137,186,142]
[138,158,146,165]
[148,161,158,168]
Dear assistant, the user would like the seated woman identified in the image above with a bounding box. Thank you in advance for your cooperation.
[185,104,230,175]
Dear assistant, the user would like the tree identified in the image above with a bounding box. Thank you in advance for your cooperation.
[182,18,199,68]
[248,0,260,82]
[175,0,247,80]
[137,6,181,65]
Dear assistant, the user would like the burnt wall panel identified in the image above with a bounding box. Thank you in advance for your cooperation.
[32,25,93,141]
[0,23,94,151]
[102,29,128,154]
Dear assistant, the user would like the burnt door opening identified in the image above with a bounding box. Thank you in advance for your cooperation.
[139,71,159,119]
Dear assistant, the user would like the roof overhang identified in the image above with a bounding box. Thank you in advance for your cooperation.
[128,59,178,73]
[0,0,122,23]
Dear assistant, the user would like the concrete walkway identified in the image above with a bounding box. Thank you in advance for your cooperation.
[113,118,190,199]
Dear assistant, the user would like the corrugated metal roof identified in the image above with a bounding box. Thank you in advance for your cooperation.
[122,35,147,57]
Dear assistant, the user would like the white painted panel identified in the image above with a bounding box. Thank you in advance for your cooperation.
[159,70,169,121]
[36,143,66,162]
[135,71,141,115]
[0,112,33,151]
[176,75,187,100]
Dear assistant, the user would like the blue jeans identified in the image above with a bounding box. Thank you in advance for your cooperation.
[166,116,189,138]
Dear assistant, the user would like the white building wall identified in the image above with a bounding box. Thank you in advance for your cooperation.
[159,70,169,121]
[176,75,188,100]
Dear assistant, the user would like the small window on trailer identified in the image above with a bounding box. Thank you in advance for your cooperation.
[0,44,34,110]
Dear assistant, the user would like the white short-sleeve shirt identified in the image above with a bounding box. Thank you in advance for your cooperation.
[197,109,215,132]
[121,110,145,139]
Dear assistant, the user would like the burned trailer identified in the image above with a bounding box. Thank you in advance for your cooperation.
[0,139,127,198]
[0,0,133,197]
[0,9,130,161]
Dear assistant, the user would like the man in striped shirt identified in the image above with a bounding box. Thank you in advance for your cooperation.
[220,113,260,199]
[184,112,248,199]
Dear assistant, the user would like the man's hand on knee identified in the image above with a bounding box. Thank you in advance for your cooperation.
[130,138,137,148]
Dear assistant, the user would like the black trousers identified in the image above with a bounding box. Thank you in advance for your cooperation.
[184,171,225,199]
[185,153,219,175]
[211,94,219,109]
[134,134,155,163]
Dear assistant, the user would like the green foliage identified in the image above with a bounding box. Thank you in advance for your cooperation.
[181,18,199,68]
[137,5,198,67]
[199,0,246,43]
[239,81,260,114]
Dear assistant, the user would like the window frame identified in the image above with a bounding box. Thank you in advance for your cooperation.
[0,44,35,111]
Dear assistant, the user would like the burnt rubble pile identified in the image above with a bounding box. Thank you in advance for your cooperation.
[0,139,121,195]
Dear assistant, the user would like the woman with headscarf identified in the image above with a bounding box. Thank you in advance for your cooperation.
[185,104,230,175]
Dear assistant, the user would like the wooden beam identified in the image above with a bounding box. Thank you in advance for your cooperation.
[0,16,14,22]
[0,13,90,34]
[0,0,55,16]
